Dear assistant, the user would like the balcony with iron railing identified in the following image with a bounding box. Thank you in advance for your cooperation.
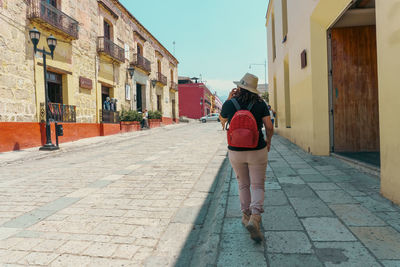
[131,54,151,74]
[97,37,125,63]
[40,102,76,123]
[170,81,178,91]
[156,72,167,86]
[27,0,79,39]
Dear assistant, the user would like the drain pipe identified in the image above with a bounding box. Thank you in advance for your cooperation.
[95,55,99,123]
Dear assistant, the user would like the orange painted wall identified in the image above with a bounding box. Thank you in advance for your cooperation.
[149,119,162,128]
[0,122,117,152]
[58,123,100,143]
[120,122,141,133]
[100,123,120,136]
[0,122,43,152]
[162,117,173,125]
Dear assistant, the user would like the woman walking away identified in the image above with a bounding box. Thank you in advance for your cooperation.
[268,105,275,127]
[220,73,274,242]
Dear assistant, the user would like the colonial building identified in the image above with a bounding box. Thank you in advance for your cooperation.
[213,93,222,114]
[0,0,178,152]
[178,77,213,119]
[266,0,400,204]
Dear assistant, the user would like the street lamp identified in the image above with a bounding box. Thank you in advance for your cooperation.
[29,27,59,151]
[151,79,157,87]
[249,59,267,91]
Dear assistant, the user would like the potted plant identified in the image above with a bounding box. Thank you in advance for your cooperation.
[148,110,162,128]
[120,109,141,132]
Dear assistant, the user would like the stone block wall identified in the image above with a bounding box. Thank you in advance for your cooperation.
[0,1,36,122]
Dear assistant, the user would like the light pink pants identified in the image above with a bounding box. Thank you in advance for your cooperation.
[228,147,268,215]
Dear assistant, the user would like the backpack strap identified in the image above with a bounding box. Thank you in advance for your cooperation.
[231,98,241,111]
[247,101,255,111]
[226,98,240,131]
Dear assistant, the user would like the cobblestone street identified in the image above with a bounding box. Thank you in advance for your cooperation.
[0,123,227,266]
[1,123,400,266]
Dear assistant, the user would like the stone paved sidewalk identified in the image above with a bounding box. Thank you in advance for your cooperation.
[194,135,400,267]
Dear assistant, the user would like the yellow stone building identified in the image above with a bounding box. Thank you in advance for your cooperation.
[266,0,400,204]
[0,0,178,133]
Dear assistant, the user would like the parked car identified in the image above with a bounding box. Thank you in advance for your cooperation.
[200,113,220,123]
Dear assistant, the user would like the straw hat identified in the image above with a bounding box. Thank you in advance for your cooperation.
[234,73,260,95]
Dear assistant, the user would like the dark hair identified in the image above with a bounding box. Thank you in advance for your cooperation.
[235,88,262,104]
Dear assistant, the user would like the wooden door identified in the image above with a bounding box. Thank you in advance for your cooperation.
[157,60,161,74]
[157,95,162,112]
[331,26,379,152]
[172,99,176,119]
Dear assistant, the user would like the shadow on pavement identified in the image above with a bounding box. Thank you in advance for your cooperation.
[173,157,231,266]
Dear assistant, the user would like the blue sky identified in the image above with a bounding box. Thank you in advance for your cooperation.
[120,0,269,101]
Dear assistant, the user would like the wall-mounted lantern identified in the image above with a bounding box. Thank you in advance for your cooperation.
[127,66,135,78]
[301,49,307,69]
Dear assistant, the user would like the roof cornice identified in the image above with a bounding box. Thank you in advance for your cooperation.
[113,0,179,65]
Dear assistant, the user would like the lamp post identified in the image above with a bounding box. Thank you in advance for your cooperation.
[249,59,267,90]
[29,27,59,151]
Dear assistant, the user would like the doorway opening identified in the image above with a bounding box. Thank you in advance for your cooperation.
[172,99,176,120]
[102,86,111,108]
[328,0,380,167]
[104,20,113,40]
[170,92,176,121]
[157,95,162,112]
[47,71,62,104]
[136,83,142,112]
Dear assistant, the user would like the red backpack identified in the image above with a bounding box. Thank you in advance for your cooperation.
[227,98,259,148]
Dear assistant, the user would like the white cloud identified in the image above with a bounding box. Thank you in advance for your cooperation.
[205,79,236,102]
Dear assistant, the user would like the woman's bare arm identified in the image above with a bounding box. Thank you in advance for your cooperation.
[262,116,274,151]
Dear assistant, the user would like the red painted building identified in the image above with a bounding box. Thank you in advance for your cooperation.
[178,77,213,119]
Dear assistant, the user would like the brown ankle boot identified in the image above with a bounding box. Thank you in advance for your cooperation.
[246,214,263,242]
[242,213,250,226]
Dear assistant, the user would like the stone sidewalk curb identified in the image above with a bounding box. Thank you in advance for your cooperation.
[0,123,188,167]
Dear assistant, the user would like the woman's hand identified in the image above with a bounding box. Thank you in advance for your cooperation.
[228,88,239,100]
[267,142,271,152]
[219,115,228,130]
